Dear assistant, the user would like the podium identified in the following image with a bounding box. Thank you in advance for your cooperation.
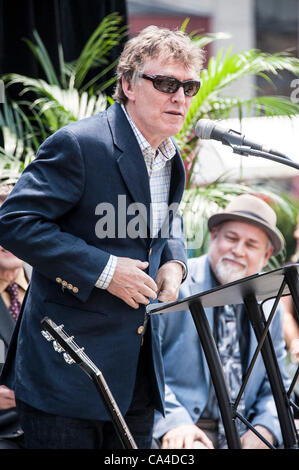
[147,263,299,449]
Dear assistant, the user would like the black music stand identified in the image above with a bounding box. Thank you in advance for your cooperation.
[147,263,299,449]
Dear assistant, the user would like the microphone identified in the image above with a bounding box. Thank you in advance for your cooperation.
[195,119,288,159]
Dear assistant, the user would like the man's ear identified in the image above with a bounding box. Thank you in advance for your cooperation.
[263,245,274,267]
[210,226,218,241]
[121,76,135,102]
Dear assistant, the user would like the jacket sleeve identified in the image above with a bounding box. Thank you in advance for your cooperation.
[0,127,110,303]
[159,210,188,280]
[153,383,194,439]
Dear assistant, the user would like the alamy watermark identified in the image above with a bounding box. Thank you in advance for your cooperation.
[94,195,204,250]
[290,78,299,103]
[0,80,4,103]
[95,197,180,240]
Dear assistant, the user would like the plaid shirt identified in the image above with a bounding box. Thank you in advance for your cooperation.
[96,105,176,289]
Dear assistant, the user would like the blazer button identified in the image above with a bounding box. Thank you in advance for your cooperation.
[72,287,79,293]
[137,326,144,335]
[56,277,62,284]
[62,280,68,287]
[67,283,73,290]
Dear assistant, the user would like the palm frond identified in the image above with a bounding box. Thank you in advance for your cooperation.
[0,14,128,181]
[176,47,299,164]
[73,12,128,90]
[23,31,61,86]
[0,101,36,182]
[20,12,127,94]
[6,74,107,127]
[180,17,231,47]
[196,95,299,121]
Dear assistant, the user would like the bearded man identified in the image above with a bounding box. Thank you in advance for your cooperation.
[153,194,289,449]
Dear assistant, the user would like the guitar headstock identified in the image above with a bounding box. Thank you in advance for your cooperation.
[40,316,98,376]
[41,318,138,449]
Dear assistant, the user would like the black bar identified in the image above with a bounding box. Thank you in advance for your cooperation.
[189,300,242,449]
[243,294,298,449]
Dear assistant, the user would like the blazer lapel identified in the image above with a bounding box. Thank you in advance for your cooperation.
[107,104,152,229]
[168,141,186,207]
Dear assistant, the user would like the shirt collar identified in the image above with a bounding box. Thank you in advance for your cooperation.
[121,104,176,162]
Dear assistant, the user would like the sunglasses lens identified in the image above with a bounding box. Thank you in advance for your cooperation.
[143,74,201,97]
[153,77,200,96]
[183,81,201,97]
[153,77,179,94]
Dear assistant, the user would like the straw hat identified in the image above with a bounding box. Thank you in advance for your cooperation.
[207,194,284,255]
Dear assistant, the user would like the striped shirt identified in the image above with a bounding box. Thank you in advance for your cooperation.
[95,105,176,289]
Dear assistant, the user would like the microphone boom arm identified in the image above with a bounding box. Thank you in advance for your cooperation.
[230,145,299,171]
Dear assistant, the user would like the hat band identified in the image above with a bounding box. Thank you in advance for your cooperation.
[233,210,270,225]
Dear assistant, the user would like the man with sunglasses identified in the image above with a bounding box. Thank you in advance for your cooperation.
[0,26,204,449]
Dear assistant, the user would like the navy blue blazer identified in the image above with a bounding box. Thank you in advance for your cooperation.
[0,103,187,420]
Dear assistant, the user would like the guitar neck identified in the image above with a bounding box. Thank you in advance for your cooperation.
[89,369,138,449]
[41,317,137,449]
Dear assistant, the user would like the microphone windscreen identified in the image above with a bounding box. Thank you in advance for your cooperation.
[195,119,216,139]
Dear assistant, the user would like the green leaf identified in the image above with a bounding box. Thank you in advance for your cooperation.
[73,12,128,90]
[176,44,299,174]
[23,31,60,86]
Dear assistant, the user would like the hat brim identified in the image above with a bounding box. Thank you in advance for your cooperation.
[207,212,284,256]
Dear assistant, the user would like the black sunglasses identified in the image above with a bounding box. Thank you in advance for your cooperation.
[142,74,201,97]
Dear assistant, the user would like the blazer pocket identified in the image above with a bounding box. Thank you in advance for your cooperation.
[43,300,108,318]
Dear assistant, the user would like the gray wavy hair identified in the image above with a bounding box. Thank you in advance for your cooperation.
[112,25,205,105]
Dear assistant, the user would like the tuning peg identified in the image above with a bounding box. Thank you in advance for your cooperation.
[65,336,74,343]
[41,330,53,342]
[55,324,64,330]
[63,352,75,364]
[53,341,64,353]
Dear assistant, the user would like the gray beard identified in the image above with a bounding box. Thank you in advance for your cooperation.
[214,256,248,284]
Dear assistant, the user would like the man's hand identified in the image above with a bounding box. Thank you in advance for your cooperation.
[161,424,214,449]
[240,425,275,449]
[156,262,184,303]
[0,385,16,409]
[107,257,158,309]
